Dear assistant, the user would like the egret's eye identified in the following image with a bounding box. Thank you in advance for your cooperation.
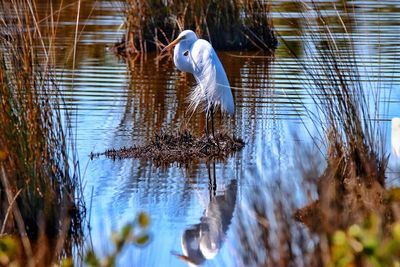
[183,51,189,56]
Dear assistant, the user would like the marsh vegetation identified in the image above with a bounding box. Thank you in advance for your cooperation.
[0,0,84,265]
[236,2,398,266]
[93,130,244,165]
[0,0,399,266]
[113,0,277,56]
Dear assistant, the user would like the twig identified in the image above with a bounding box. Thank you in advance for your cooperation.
[0,163,34,267]
[0,188,22,235]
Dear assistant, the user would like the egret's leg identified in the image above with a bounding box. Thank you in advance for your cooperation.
[210,106,215,139]
[210,107,221,150]
[205,110,210,137]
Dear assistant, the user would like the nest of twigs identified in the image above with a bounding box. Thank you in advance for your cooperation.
[91,130,244,165]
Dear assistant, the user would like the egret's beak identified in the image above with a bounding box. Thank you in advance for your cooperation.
[161,36,183,53]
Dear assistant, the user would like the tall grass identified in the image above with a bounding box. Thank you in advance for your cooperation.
[300,3,387,185]
[0,0,83,264]
[280,0,389,229]
[121,0,277,54]
[236,1,392,266]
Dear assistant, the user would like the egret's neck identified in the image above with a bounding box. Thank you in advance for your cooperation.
[174,39,196,73]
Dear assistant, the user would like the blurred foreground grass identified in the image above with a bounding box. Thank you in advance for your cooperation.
[0,212,150,266]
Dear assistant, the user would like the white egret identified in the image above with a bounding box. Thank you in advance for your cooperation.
[392,118,400,158]
[161,30,235,137]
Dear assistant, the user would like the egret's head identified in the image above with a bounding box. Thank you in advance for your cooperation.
[180,225,206,266]
[161,30,198,53]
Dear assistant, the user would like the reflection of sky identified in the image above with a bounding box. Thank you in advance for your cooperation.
[44,0,400,265]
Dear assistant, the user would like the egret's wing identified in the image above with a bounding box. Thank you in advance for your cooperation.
[187,40,216,113]
[213,53,234,115]
[189,40,234,115]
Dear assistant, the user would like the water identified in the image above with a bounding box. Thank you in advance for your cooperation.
[35,1,400,265]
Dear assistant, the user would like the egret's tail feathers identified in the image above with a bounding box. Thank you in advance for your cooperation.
[187,83,207,113]
[218,87,235,115]
[187,59,216,113]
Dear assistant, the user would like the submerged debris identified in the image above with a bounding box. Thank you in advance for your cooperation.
[107,35,134,59]
[91,130,244,165]
[107,39,127,58]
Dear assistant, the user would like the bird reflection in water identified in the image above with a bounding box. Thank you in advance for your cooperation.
[175,163,237,266]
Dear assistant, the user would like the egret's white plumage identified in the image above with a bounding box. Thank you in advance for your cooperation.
[392,118,400,158]
[162,30,234,134]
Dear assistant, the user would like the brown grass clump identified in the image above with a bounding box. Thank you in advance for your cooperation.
[112,0,277,56]
[92,130,244,165]
[294,148,389,235]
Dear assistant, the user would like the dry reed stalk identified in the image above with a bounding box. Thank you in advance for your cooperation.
[0,163,34,267]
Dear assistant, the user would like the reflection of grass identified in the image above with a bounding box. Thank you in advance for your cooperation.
[117,0,277,55]
[0,0,83,264]
[237,2,394,266]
